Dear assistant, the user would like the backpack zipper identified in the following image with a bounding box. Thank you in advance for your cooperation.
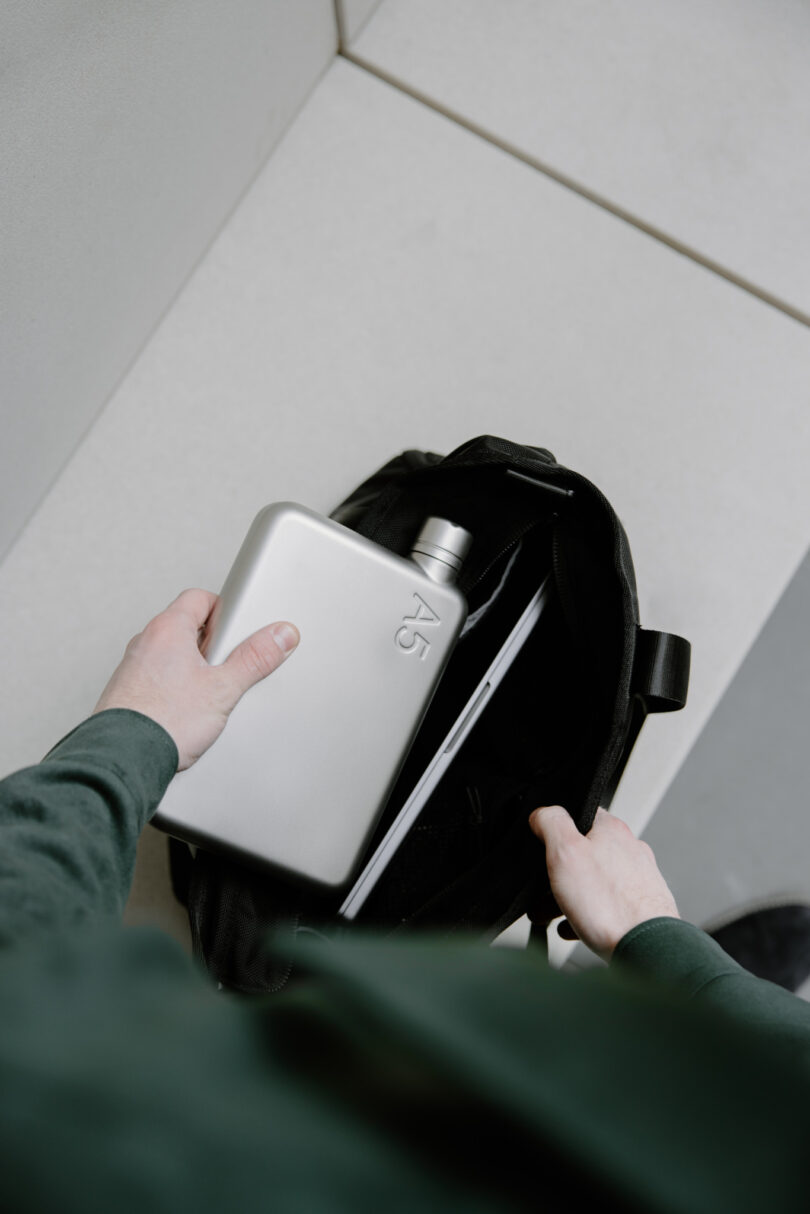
[464,518,545,595]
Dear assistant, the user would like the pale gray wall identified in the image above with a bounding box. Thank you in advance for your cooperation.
[336,0,384,44]
[641,541,810,928]
[0,0,336,563]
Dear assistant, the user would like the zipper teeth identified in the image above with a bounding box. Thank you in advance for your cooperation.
[551,513,636,818]
[552,525,567,611]
[465,519,543,593]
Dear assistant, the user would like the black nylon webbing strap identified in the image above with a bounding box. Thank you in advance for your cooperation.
[632,629,691,713]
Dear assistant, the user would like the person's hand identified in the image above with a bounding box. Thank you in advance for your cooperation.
[92,588,299,771]
[529,805,680,960]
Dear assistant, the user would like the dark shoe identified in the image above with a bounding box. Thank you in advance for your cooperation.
[705,900,810,992]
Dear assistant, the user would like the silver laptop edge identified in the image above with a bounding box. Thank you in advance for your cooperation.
[339,575,551,919]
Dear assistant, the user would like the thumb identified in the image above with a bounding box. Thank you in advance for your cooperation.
[221,620,300,701]
[528,804,579,850]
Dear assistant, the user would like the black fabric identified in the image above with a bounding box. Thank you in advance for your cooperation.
[708,904,810,993]
[632,629,691,713]
[168,435,691,992]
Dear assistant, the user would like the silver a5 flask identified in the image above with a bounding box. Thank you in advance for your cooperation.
[153,503,472,888]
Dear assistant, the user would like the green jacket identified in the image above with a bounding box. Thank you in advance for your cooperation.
[0,709,808,1213]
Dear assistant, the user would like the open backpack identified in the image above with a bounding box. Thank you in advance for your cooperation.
[168,434,691,992]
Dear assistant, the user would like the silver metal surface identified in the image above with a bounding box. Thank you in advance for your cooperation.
[153,502,468,887]
[409,517,473,583]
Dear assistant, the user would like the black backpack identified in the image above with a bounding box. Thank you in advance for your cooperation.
[168,435,691,991]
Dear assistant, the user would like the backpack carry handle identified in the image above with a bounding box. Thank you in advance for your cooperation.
[632,628,691,714]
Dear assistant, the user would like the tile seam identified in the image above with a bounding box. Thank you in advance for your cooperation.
[340,48,810,331]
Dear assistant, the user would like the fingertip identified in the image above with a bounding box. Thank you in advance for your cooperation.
[530,805,580,848]
[270,621,300,657]
[529,804,564,830]
[166,588,219,627]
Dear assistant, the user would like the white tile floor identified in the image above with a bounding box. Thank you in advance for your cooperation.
[348,0,810,320]
[1,10,809,956]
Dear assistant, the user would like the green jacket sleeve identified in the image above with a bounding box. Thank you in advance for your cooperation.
[613,915,810,1064]
[0,711,809,1213]
[0,709,177,947]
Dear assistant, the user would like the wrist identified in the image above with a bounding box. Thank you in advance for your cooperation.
[45,708,179,814]
[606,910,681,960]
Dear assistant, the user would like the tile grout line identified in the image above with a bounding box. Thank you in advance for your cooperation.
[333,1,380,53]
[333,0,348,53]
[340,48,810,331]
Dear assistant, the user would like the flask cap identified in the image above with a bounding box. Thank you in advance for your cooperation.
[410,517,473,584]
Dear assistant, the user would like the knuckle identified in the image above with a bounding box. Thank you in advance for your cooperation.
[552,837,580,866]
[241,637,270,679]
[171,588,197,609]
[144,614,172,641]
